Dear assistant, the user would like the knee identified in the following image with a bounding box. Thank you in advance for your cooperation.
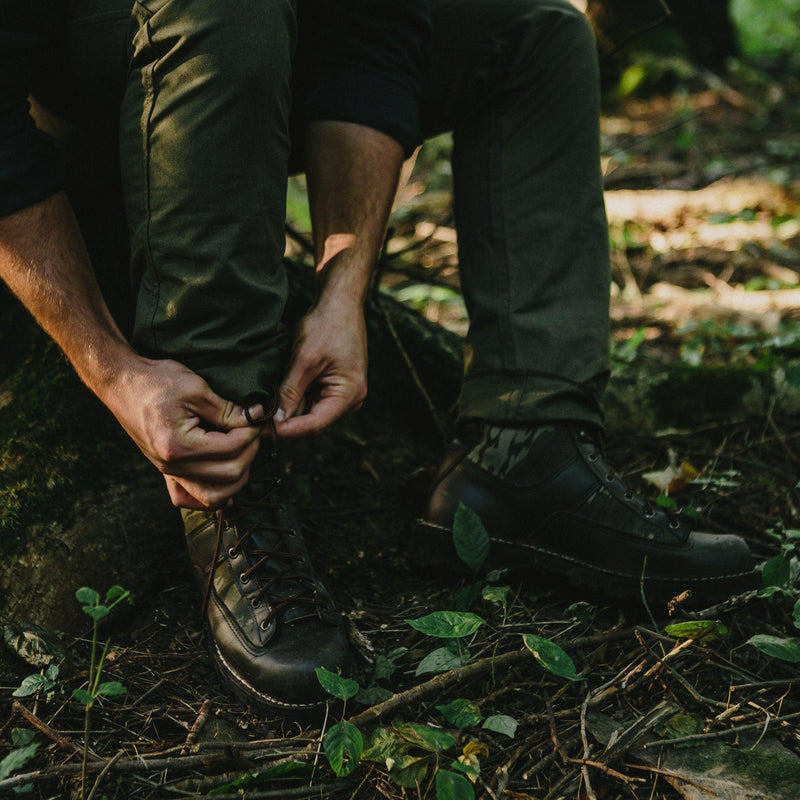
[137,0,296,94]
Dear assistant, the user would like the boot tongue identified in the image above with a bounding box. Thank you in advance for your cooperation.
[234,456,318,622]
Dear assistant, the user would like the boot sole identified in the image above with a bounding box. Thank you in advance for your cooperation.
[412,519,760,604]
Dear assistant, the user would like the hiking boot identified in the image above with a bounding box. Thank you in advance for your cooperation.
[182,441,355,712]
[414,423,759,602]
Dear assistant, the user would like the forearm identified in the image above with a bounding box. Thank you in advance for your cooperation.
[0,192,140,404]
[304,120,404,309]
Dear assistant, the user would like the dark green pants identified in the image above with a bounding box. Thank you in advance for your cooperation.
[39,0,610,427]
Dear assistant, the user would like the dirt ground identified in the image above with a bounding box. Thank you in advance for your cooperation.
[2,63,800,800]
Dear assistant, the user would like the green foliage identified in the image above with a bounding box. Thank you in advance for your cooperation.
[324,721,363,777]
[731,0,800,63]
[481,714,518,738]
[522,634,583,681]
[208,762,310,795]
[664,620,728,642]
[416,646,466,676]
[436,768,475,800]
[747,634,800,662]
[12,664,59,699]
[406,611,485,639]
[452,503,490,574]
[436,699,482,728]
[315,666,359,702]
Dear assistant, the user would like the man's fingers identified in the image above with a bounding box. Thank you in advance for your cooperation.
[278,360,315,421]
[274,395,350,438]
[192,382,252,431]
[164,467,251,510]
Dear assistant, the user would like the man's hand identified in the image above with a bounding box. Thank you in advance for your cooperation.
[107,357,261,509]
[275,299,367,437]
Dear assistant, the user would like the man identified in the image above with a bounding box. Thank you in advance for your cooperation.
[0,0,757,712]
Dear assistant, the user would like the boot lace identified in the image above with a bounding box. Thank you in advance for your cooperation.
[201,413,323,627]
[577,428,686,538]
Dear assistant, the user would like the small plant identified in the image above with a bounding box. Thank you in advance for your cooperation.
[72,585,132,800]
[316,667,363,778]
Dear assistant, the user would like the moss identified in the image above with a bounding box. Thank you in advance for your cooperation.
[0,294,135,549]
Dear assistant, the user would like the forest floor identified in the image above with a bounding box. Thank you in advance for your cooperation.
[3,63,800,800]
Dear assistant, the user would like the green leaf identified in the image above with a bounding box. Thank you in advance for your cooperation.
[664,620,728,641]
[44,664,59,682]
[207,761,309,795]
[406,611,485,639]
[415,647,465,676]
[436,768,475,800]
[362,727,408,764]
[75,587,100,606]
[10,729,35,748]
[453,503,490,573]
[453,581,482,612]
[355,686,394,706]
[762,555,791,588]
[747,634,800,662]
[12,675,48,698]
[96,681,127,697]
[394,722,456,753]
[0,743,39,781]
[793,599,800,631]
[436,698,482,728]
[324,720,363,777]
[315,666,359,701]
[72,688,95,705]
[522,634,583,681]
[482,714,518,738]
[388,753,430,788]
[105,585,132,605]
[82,605,110,621]
[481,585,510,608]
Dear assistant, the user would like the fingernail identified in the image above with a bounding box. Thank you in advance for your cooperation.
[275,408,286,422]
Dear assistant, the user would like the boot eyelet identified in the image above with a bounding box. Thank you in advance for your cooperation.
[605,473,614,482]
[669,519,681,530]
[251,597,261,608]
[587,453,598,462]
[645,509,655,519]
[228,547,238,559]
[260,620,270,631]
[240,575,250,585]
[624,491,634,500]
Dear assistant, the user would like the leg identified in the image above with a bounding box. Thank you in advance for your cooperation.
[121,0,294,404]
[421,0,610,426]
[416,0,757,602]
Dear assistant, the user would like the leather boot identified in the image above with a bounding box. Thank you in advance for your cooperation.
[415,423,759,602]
[183,442,355,712]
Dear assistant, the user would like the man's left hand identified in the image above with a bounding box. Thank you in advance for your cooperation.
[275,299,368,437]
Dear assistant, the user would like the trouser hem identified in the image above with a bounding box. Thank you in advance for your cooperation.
[457,371,605,428]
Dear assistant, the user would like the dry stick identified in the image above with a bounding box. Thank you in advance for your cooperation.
[349,626,640,728]
[129,677,167,708]
[180,699,213,755]
[85,748,123,800]
[0,746,317,793]
[643,710,800,749]
[12,700,97,760]
[172,781,349,800]
[545,698,569,766]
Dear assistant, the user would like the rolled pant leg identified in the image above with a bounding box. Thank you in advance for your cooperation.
[121,0,296,404]
[421,0,610,426]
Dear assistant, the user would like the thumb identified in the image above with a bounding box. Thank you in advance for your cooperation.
[193,383,251,431]
[278,358,314,422]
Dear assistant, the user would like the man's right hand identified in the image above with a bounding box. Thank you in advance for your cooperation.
[105,357,261,510]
